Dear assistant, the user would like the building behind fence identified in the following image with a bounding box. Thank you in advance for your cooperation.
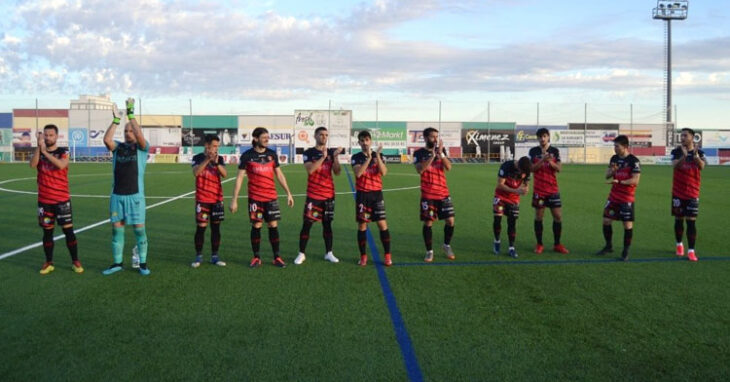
[2,95,729,165]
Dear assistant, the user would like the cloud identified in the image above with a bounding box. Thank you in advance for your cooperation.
[0,0,728,100]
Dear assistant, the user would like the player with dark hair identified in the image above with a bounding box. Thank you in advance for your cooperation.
[597,135,641,261]
[230,127,294,268]
[351,130,392,266]
[30,124,83,274]
[413,127,455,262]
[529,128,569,254]
[295,127,344,265]
[671,127,705,261]
[102,98,151,275]
[191,134,228,268]
[493,156,531,258]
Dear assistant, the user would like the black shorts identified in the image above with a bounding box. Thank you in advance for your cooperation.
[303,197,335,222]
[249,199,281,223]
[532,192,562,209]
[356,191,386,223]
[38,200,73,228]
[603,200,635,222]
[196,201,225,223]
[493,197,519,219]
[671,196,699,218]
[420,196,455,221]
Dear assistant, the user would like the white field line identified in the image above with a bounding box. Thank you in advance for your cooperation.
[0,178,233,261]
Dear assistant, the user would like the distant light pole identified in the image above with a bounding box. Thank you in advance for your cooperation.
[653,0,688,147]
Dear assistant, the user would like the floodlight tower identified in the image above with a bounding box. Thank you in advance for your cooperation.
[653,0,688,147]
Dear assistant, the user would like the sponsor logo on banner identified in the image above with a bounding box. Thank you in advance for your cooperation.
[69,128,88,147]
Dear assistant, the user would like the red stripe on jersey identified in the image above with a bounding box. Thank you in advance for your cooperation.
[352,152,383,192]
[37,149,70,204]
[413,148,450,199]
[529,146,560,196]
[671,148,703,199]
[305,148,335,200]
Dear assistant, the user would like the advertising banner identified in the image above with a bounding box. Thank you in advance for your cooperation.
[406,122,462,148]
[701,130,730,148]
[586,130,619,147]
[293,110,352,154]
[144,128,182,147]
[89,126,124,147]
[238,127,293,146]
[0,128,13,149]
[514,125,566,144]
[182,128,239,147]
[460,128,515,160]
[351,121,407,157]
[550,130,585,147]
[69,128,88,148]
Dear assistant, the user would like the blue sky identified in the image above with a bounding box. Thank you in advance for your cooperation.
[0,0,728,128]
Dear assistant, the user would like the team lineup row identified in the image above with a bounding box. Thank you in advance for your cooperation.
[30,98,707,275]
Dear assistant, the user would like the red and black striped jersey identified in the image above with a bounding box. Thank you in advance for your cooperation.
[608,154,640,203]
[351,151,384,192]
[303,147,336,200]
[671,147,705,199]
[37,147,70,204]
[529,146,560,196]
[494,160,529,205]
[413,148,450,200]
[192,153,225,203]
[238,148,280,202]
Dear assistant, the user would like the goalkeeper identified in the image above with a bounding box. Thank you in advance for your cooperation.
[101,98,151,276]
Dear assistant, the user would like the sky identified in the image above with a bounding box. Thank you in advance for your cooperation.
[0,0,728,128]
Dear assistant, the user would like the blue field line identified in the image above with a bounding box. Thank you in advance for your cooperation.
[344,167,424,382]
[392,256,730,267]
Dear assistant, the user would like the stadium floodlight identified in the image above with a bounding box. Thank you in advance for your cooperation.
[653,0,688,147]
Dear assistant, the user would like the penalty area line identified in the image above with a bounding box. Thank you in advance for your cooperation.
[0,178,234,261]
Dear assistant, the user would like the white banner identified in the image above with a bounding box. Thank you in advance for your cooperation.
[406,122,461,148]
[294,110,352,150]
[551,130,585,146]
[144,128,181,147]
[701,130,730,148]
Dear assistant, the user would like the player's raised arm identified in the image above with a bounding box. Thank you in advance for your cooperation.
[332,147,343,175]
[192,156,211,177]
[304,148,328,175]
[30,131,43,168]
[353,152,371,178]
[104,103,121,151]
[229,169,246,213]
[274,167,294,207]
[605,162,617,180]
[415,148,435,175]
[216,156,228,178]
[125,98,146,150]
[375,144,388,176]
[439,141,452,171]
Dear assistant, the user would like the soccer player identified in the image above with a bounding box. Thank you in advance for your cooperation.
[191,134,228,268]
[30,124,83,274]
[102,98,150,275]
[671,128,706,262]
[597,135,641,261]
[351,130,392,267]
[493,156,532,258]
[413,127,456,262]
[294,126,343,265]
[230,127,294,268]
[529,128,569,254]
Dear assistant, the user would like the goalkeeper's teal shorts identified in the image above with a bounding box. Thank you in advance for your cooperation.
[110,193,146,225]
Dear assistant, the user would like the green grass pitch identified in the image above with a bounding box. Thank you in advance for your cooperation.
[0,162,728,380]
